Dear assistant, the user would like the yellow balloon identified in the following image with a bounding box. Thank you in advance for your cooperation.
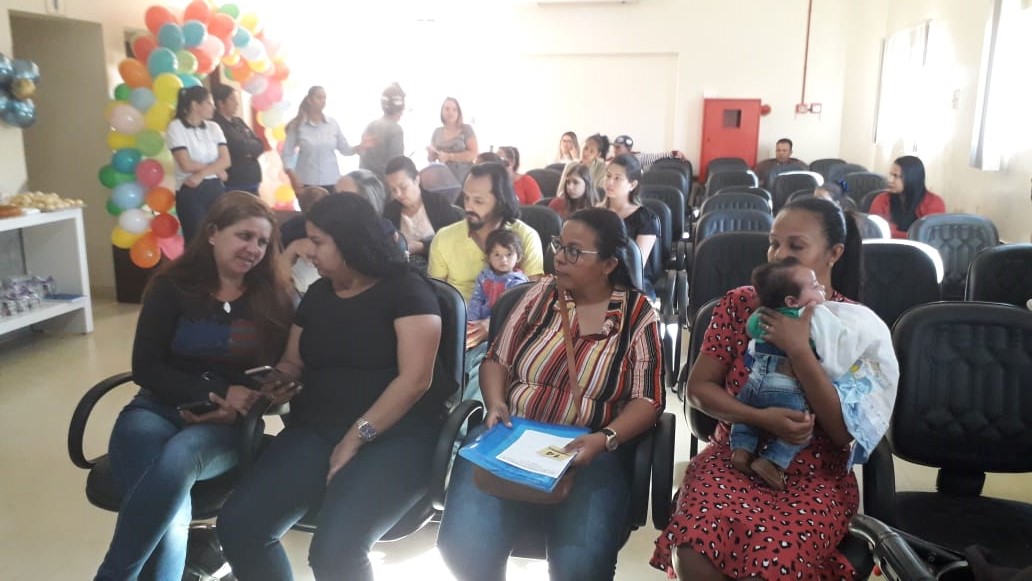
[107,130,137,151]
[154,148,176,175]
[248,58,272,73]
[221,52,240,67]
[153,73,184,105]
[272,125,286,142]
[239,13,261,33]
[145,102,175,132]
[274,184,295,203]
[111,226,144,249]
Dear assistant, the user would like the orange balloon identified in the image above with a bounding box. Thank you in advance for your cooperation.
[118,58,152,89]
[183,0,212,24]
[144,5,178,36]
[189,47,215,75]
[145,186,175,213]
[131,34,158,63]
[229,61,253,84]
[271,61,290,82]
[130,234,162,269]
[207,12,236,41]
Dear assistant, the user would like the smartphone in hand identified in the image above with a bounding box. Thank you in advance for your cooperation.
[177,400,220,415]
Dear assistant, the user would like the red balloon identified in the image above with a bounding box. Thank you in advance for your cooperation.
[145,5,179,36]
[135,159,165,188]
[130,234,162,268]
[189,48,215,74]
[150,213,180,239]
[271,61,290,82]
[183,0,212,24]
[207,13,236,41]
[131,35,158,63]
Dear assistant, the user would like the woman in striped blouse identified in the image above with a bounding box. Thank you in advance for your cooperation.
[438,207,664,581]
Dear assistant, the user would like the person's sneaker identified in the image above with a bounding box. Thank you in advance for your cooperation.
[730,448,755,475]
[750,457,787,491]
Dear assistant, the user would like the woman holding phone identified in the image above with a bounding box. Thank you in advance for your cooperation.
[94,192,294,581]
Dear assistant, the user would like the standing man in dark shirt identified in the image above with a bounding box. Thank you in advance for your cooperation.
[753,137,808,188]
[212,85,265,195]
[359,83,406,181]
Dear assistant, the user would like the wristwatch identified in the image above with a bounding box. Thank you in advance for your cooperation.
[600,427,619,452]
[355,417,378,443]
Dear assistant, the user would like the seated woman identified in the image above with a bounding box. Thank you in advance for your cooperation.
[652,197,893,580]
[557,131,580,164]
[337,168,387,215]
[580,133,610,191]
[550,162,600,220]
[383,156,463,271]
[868,155,945,238]
[438,208,664,581]
[217,194,447,581]
[602,153,659,299]
[497,146,542,205]
[95,192,293,580]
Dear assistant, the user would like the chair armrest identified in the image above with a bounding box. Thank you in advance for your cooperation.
[674,240,688,272]
[629,428,655,529]
[429,400,485,511]
[651,412,676,530]
[848,514,936,581]
[67,371,135,469]
[659,271,677,321]
[862,439,898,526]
[236,397,278,475]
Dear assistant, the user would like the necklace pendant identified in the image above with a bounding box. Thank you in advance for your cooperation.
[223,301,231,314]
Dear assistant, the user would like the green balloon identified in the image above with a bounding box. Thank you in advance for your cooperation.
[113,83,131,101]
[136,129,165,157]
[106,198,123,216]
[217,4,240,18]
[99,164,136,189]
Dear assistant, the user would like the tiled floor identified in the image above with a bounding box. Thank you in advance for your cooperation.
[1,297,1029,580]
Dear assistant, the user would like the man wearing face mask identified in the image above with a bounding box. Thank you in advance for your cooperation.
[359,83,407,181]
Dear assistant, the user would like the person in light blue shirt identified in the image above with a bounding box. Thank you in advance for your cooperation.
[282,86,365,192]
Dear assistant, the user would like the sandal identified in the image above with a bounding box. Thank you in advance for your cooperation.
[750,457,787,491]
[730,448,755,475]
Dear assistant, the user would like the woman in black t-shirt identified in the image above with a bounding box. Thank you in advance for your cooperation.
[218,194,445,581]
[212,85,264,195]
[602,153,659,298]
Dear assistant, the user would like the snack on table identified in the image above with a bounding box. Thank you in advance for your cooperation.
[6,191,86,211]
[0,204,24,218]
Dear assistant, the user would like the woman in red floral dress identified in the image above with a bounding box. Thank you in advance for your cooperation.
[653,197,867,580]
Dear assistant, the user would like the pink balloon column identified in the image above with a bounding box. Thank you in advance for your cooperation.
[100,1,295,268]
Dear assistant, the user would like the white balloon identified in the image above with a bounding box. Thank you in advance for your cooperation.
[118,208,152,234]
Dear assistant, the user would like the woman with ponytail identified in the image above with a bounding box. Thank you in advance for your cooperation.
[869,155,946,238]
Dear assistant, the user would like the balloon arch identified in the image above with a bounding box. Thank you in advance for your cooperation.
[101,1,295,269]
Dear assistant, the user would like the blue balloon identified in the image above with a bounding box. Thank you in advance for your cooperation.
[111,181,145,210]
[157,23,184,51]
[128,87,156,113]
[147,47,178,77]
[2,97,36,128]
[177,73,201,88]
[0,54,13,85]
[0,90,10,113]
[232,27,251,48]
[12,59,39,83]
[112,148,143,173]
[182,20,207,48]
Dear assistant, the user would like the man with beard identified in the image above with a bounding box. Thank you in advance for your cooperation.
[429,162,544,400]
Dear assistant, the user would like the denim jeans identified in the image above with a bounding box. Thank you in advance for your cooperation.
[731,350,810,469]
[95,395,239,581]
[176,178,225,244]
[217,417,439,581]
[438,424,633,581]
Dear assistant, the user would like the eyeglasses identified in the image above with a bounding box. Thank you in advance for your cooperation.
[549,236,600,264]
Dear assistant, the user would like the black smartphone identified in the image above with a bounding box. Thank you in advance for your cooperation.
[245,365,276,379]
[177,400,220,415]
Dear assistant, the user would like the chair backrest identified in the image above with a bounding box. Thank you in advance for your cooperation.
[694,209,773,245]
[641,199,671,277]
[525,169,562,201]
[827,162,867,184]
[641,168,688,199]
[518,205,563,275]
[689,232,769,321]
[858,189,884,213]
[546,162,567,173]
[965,243,1032,307]
[810,158,846,181]
[705,170,759,198]
[684,298,721,443]
[623,237,645,291]
[854,212,890,239]
[861,239,942,327]
[841,172,888,205]
[699,191,771,216]
[488,282,534,345]
[649,157,694,186]
[640,184,686,238]
[908,214,1000,300]
[534,197,554,207]
[419,163,462,202]
[787,189,814,205]
[890,302,1032,472]
[706,157,749,176]
[770,171,822,213]
[428,278,468,395]
[711,185,773,206]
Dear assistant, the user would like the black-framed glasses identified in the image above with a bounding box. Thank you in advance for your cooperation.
[549,236,600,264]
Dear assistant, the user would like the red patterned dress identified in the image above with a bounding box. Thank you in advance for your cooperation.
[651,286,859,580]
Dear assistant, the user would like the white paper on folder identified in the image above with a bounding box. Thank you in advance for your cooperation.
[495,429,578,478]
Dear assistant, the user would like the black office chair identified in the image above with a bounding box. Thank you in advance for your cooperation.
[705,170,758,198]
[827,162,868,185]
[908,214,999,300]
[518,205,563,275]
[861,239,942,327]
[809,158,846,182]
[770,171,822,213]
[526,169,562,201]
[693,209,773,245]
[687,231,769,327]
[642,198,687,388]
[854,212,891,239]
[710,185,773,207]
[858,189,884,213]
[862,302,1032,568]
[546,162,567,173]
[705,157,749,177]
[650,157,694,187]
[786,188,815,205]
[965,243,1032,307]
[420,163,463,205]
[641,168,689,200]
[486,283,677,558]
[842,172,888,207]
[699,191,772,216]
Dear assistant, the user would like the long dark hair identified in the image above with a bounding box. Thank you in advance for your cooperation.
[560,163,599,213]
[781,197,862,300]
[149,191,293,361]
[174,86,211,123]
[286,86,324,132]
[889,155,928,232]
[306,194,408,279]
[566,208,639,292]
[466,162,520,225]
[605,153,643,206]
[585,133,609,160]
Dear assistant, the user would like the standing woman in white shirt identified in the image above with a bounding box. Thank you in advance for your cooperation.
[165,86,231,243]
[282,86,363,193]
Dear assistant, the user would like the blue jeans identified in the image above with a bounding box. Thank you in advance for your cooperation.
[95,395,239,581]
[176,178,225,244]
[731,350,809,469]
[438,424,633,581]
[217,418,439,581]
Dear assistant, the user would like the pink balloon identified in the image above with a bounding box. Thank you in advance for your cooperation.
[110,103,145,134]
[157,233,184,260]
[135,159,165,188]
[262,80,283,103]
[200,34,225,62]
[261,36,282,59]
